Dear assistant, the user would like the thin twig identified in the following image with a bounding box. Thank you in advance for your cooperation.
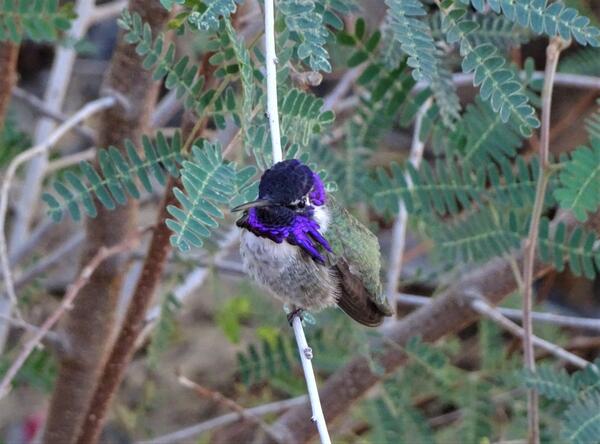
[45,148,96,174]
[14,232,86,291]
[138,396,307,444]
[384,100,430,303]
[521,37,568,444]
[392,292,600,332]
[263,0,330,442]
[8,219,54,266]
[178,374,284,443]
[0,96,116,322]
[0,313,66,354]
[150,89,180,128]
[0,230,142,398]
[11,87,96,141]
[322,66,363,111]
[469,296,593,370]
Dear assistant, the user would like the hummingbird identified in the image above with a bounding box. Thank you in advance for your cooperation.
[232,159,393,327]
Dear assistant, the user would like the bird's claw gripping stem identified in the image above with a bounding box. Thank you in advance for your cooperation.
[287,307,304,326]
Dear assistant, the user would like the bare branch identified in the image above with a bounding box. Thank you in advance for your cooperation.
[14,232,85,291]
[139,396,307,444]
[150,90,181,128]
[322,66,363,112]
[45,148,96,174]
[11,87,96,141]
[0,231,143,398]
[393,292,600,332]
[178,374,284,443]
[469,295,592,370]
[384,100,430,303]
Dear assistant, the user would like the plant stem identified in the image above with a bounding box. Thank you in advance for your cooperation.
[521,36,567,444]
[263,0,330,442]
[384,100,430,302]
[264,0,282,163]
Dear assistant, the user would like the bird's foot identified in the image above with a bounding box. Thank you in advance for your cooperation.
[287,307,304,326]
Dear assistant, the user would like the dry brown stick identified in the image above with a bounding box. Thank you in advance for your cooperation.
[178,374,284,444]
[42,2,171,443]
[270,212,591,444]
[0,232,143,398]
[0,42,18,130]
[74,177,181,444]
[74,29,230,440]
[521,37,567,444]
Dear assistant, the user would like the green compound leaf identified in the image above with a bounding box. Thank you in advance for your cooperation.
[385,0,461,127]
[0,0,75,43]
[458,0,600,46]
[441,3,540,136]
[522,365,580,402]
[187,0,242,31]
[554,139,600,222]
[166,140,255,252]
[562,392,600,444]
[43,132,183,222]
[279,0,332,72]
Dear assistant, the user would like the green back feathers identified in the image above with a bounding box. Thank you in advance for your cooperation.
[326,196,392,315]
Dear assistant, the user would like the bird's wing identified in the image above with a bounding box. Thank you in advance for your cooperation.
[324,197,393,326]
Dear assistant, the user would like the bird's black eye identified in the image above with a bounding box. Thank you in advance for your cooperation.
[297,200,306,208]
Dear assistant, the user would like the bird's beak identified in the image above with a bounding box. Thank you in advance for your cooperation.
[231,198,272,212]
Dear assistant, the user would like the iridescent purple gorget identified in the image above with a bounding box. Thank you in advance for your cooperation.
[236,160,332,263]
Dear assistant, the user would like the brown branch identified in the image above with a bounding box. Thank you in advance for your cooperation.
[74,15,233,438]
[270,212,593,444]
[0,42,18,130]
[42,2,171,443]
[74,66,218,444]
[74,175,181,444]
[0,231,143,398]
[177,374,284,444]
[521,37,567,444]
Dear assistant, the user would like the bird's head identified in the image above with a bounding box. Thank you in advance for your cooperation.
[232,159,331,263]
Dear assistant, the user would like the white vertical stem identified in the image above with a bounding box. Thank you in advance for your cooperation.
[263,0,330,442]
[292,316,332,444]
[384,100,430,301]
[9,0,96,251]
[264,0,282,163]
